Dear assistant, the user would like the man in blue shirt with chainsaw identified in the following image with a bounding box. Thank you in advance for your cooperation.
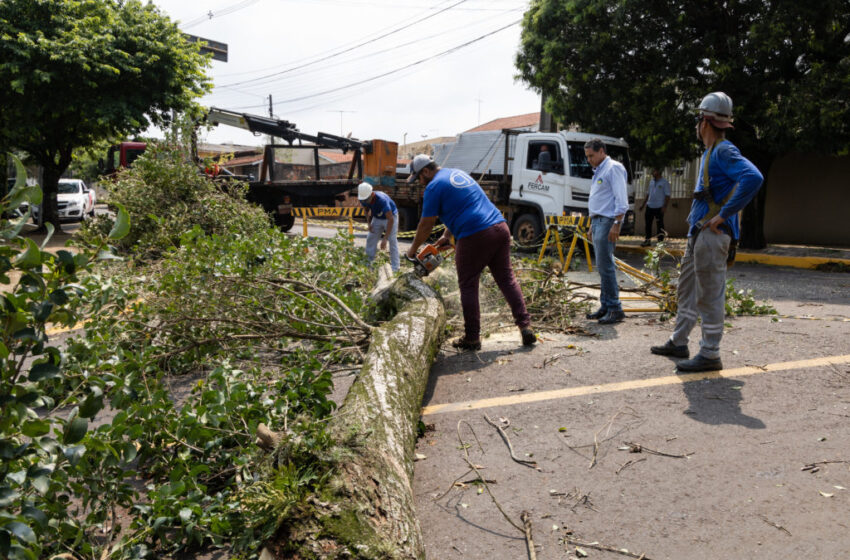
[651,91,763,372]
[405,155,535,351]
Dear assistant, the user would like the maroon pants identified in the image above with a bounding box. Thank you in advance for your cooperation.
[455,221,531,341]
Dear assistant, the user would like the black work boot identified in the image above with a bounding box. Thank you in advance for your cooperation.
[598,309,626,324]
[451,337,481,352]
[521,328,537,346]
[677,354,723,372]
[585,307,608,320]
[650,340,689,358]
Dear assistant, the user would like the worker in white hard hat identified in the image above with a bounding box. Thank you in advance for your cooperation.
[358,182,400,272]
[650,91,764,372]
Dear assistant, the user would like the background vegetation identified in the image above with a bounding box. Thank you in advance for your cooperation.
[0,0,210,229]
[516,0,850,248]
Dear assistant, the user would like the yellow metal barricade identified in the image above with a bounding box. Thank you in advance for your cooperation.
[538,215,675,314]
[537,215,593,272]
[292,207,365,240]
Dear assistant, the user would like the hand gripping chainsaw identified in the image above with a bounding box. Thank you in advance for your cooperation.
[406,243,452,277]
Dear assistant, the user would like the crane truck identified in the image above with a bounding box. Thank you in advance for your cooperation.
[105,109,635,242]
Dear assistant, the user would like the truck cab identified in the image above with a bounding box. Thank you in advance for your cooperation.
[104,141,148,175]
[508,131,635,244]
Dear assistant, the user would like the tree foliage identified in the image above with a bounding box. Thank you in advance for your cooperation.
[517,0,850,164]
[0,147,379,557]
[516,0,850,246]
[84,122,271,259]
[0,0,210,228]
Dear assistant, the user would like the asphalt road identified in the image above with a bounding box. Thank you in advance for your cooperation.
[412,256,850,559]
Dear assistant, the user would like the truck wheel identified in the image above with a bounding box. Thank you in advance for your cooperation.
[277,214,295,232]
[512,213,542,247]
[397,207,417,232]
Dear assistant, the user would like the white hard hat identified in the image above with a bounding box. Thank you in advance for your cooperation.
[408,154,435,183]
[357,182,373,201]
[698,91,734,128]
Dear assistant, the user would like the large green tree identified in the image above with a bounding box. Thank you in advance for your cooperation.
[0,0,210,229]
[516,0,850,248]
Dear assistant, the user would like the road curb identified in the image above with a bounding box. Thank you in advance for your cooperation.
[616,243,850,270]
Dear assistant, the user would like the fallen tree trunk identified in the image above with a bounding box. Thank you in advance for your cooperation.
[269,271,445,558]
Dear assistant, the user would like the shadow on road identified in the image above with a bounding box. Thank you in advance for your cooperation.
[680,377,766,429]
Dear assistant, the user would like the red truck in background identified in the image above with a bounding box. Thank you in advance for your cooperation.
[104,142,147,175]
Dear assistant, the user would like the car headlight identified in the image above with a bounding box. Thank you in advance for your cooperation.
[68,202,80,209]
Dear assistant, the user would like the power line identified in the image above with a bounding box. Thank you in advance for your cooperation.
[209,7,523,96]
[215,0,461,78]
[217,0,471,89]
[180,0,262,30]
[230,19,521,110]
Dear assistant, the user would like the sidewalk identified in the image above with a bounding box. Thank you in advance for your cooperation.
[616,236,850,270]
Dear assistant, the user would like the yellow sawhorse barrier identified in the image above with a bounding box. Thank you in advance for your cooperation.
[540,216,675,314]
[293,207,365,240]
[537,215,593,272]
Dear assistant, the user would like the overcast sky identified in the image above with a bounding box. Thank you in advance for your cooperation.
[149,0,540,147]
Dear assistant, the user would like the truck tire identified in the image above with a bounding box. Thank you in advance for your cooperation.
[397,207,418,232]
[512,213,542,248]
[277,214,295,232]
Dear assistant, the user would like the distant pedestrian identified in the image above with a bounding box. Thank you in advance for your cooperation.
[584,139,628,325]
[358,182,400,272]
[405,154,536,350]
[650,91,763,372]
[640,168,671,246]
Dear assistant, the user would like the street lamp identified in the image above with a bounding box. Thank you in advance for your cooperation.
[403,132,407,155]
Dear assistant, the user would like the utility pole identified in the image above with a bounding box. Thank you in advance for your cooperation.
[327,110,355,136]
[267,95,274,146]
[476,94,483,125]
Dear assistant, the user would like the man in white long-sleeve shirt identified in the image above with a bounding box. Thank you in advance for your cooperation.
[584,138,629,325]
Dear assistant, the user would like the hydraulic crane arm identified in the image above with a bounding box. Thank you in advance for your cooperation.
[205,107,369,153]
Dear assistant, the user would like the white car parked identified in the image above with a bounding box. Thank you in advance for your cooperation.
[34,179,96,222]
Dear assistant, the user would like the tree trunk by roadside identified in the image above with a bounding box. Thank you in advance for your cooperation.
[735,130,771,250]
[268,272,445,559]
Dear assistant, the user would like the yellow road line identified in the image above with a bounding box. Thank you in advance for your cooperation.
[421,354,850,416]
[616,244,850,270]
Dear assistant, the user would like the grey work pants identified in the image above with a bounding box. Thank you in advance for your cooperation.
[670,229,731,360]
[365,213,399,272]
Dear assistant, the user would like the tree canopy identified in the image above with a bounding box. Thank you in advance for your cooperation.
[517,0,850,165]
[0,0,211,227]
[516,1,850,246]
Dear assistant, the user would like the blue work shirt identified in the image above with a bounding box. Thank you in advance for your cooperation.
[646,177,671,208]
[588,156,629,219]
[687,140,764,240]
[421,168,504,240]
[362,191,397,220]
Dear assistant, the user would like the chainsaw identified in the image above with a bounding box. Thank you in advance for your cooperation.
[406,243,451,277]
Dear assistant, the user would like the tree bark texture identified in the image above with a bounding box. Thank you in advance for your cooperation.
[273,272,445,559]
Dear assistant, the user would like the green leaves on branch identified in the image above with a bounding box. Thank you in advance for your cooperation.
[108,203,131,241]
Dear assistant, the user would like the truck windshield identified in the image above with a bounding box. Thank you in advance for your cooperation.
[125,148,145,167]
[58,182,82,194]
[567,142,633,183]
